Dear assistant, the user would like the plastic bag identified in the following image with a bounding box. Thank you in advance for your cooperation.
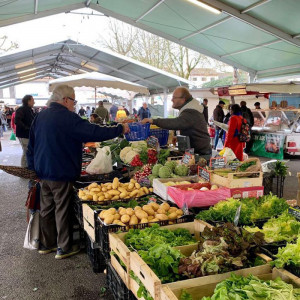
[86,146,113,175]
[216,138,223,150]
[23,212,39,250]
[167,185,231,209]
[219,147,236,161]
[10,131,16,141]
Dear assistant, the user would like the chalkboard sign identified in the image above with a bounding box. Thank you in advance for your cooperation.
[210,157,226,169]
[198,167,210,182]
[228,160,241,171]
[182,148,194,165]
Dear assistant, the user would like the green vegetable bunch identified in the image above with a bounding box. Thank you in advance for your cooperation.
[138,244,183,283]
[273,236,300,269]
[245,212,300,243]
[202,273,300,300]
[125,224,196,251]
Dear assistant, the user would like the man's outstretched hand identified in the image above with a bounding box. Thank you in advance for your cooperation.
[141,118,153,124]
[122,123,130,134]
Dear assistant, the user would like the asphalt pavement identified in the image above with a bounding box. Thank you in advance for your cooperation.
[0,131,110,300]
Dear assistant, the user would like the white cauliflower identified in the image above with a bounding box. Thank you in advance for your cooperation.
[124,150,139,164]
[120,147,133,162]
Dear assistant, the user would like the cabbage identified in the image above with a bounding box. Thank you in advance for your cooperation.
[152,164,163,177]
[164,161,177,172]
[174,164,189,176]
[158,166,172,178]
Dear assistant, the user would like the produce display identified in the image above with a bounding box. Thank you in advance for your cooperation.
[273,236,300,269]
[125,224,196,250]
[245,212,300,243]
[178,223,265,279]
[78,178,152,202]
[200,273,300,300]
[196,194,289,225]
[99,201,184,226]
[150,161,189,180]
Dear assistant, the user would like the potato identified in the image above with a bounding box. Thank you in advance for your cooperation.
[89,191,97,196]
[104,215,114,225]
[130,179,137,184]
[99,210,106,219]
[121,214,130,223]
[119,208,127,216]
[108,190,120,196]
[156,214,169,221]
[150,218,159,223]
[88,182,97,190]
[93,194,98,201]
[168,212,178,220]
[128,183,134,190]
[114,213,121,220]
[148,216,154,221]
[119,192,127,199]
[126,208,134,216]
[111,195,120,201]
[168,207,177,214]
[142,205,155,216]
[118,187,127,194]
[102,187,107,192]
[149,188,153,193]
[160,203,170,211]
[90,188,101,192]
[135,210,148,220]
[138,191,145,197]
[134,206,142,212]
[143,187,149,194]
[130,190,139,198]
[78,190,84,197]
[135,183,141,189]
[129,215,138,225]
[112,178,119,190]
[98,195,105,201]
[176,209,184,216]
[140,218,148,224]
[81,196,88,200]
[86,194,93,200]
[108,208,117,215]
[113,219,121,225]
[156,208,166,214]
[106,185,112,190]
[149,202,160,211]
[104,193,112,200]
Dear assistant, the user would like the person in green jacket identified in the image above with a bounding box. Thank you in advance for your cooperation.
[94,101,109,123]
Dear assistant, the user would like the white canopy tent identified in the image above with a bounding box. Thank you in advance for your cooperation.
[49,71,149,106]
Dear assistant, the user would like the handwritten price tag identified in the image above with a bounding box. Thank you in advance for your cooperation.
[198,167,210,182]
[210,157,226,169]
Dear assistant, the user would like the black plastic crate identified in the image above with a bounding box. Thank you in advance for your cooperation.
[285,264,300,277]
[261,241,289,258]
[288,206,300,221]
[98,213,195,260]
[106,261,134,300]
[85,234,106,273]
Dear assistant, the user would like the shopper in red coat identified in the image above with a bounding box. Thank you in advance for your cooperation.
[11,106,18,134]
[224,104,245,161]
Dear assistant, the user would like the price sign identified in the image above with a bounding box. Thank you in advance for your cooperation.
[228,160,241,171]
[210,157,226,169]
[198,167,210,182]
[182,148,194,165]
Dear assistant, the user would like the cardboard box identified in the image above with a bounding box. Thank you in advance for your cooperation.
[230,186,264,199]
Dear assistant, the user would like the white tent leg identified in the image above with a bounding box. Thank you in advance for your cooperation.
[163,89,168,118]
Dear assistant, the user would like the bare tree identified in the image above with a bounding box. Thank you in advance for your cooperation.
[0,35,18,53]
[97,19,208,79]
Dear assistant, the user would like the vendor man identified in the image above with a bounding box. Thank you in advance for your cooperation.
[142,87,211,160]
[27,85,129,259]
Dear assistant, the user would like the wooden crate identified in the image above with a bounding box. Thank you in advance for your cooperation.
[161,268,299,300]
[83,218,96,242]
[82,203,97,228]
[210,171,263,188]
[109,222,198,289]
[110,254,130,289]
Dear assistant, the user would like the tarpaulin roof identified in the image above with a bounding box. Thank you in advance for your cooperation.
[0,1,300,80]
[0,39,190,94]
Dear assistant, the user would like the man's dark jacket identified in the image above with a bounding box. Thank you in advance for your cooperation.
[15,105,35,138]
[27,102,123,182]
[202,104,208,124]
[153,99,211,155]
[241,106,254,127]
[213,105,225,130]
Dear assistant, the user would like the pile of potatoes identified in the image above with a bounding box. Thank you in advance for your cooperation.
[99,202,184,226]
[78,178,153,202]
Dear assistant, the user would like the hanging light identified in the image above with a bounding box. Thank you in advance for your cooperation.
[186,0,221,14]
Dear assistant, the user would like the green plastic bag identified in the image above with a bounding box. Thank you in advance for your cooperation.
[10,131,16,141]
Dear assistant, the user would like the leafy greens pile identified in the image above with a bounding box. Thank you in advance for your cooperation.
[178,223,265,279]
[196,194,289,225]
[124,224,196,251]
[201,273,300,300]
[139,244,183,283]
[272,236,300,269]
[245,212,300,243]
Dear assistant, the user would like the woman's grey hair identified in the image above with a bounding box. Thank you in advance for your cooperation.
[47,85,75,106]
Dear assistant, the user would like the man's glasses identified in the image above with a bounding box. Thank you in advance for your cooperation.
[67,97,78,105]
